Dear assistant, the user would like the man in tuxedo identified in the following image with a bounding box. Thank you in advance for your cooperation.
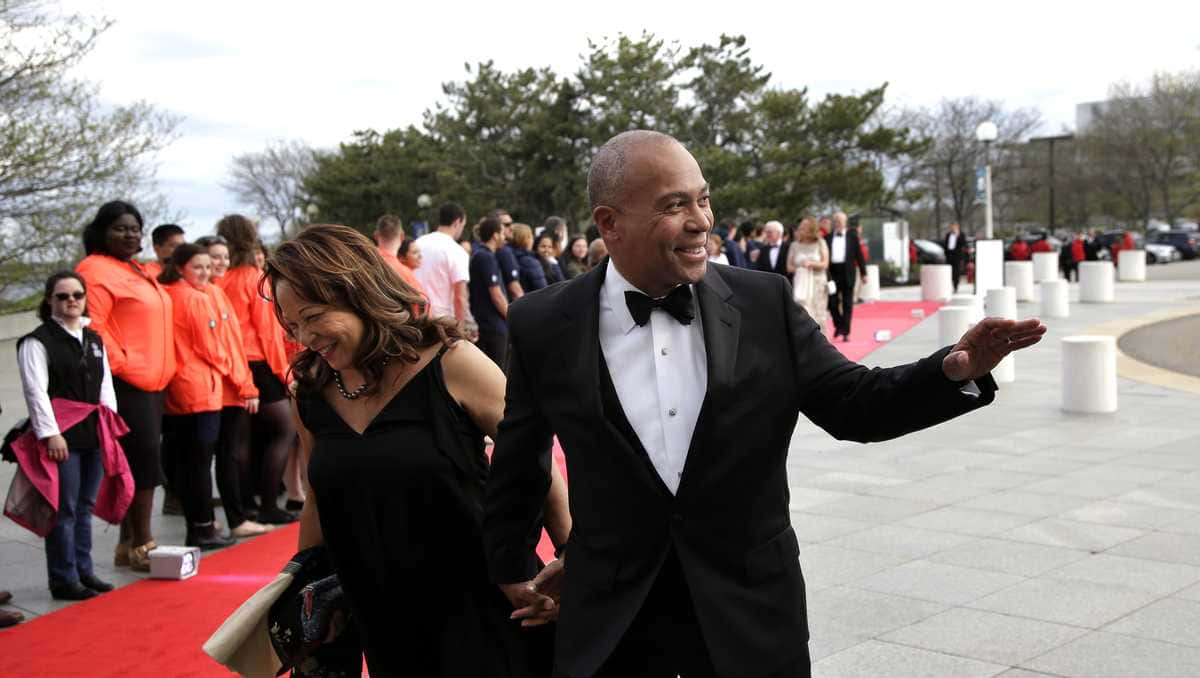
[943,222,968,292]
[484,130,1046,678]
[751,220,789,278]
[825,212,866,341]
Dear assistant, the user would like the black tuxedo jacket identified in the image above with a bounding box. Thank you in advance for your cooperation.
[753,240,790,277]
[484,262,997,678]
[943,232,968,262]
[825,229,867,283]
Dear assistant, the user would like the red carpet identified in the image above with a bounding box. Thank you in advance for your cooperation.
[2,300,932,676]
[831,300,943,362]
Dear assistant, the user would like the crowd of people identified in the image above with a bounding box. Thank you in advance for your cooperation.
[6,203,308,622]
[2,130,1048,678]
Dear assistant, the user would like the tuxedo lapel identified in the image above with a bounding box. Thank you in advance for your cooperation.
[676,265,741,495]
[557,264,606,419]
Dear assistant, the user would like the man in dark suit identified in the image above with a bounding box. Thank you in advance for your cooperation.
[824,212,866,341]
[943,222,968,292]
[751,220,789,278]
[484,131,1046,678]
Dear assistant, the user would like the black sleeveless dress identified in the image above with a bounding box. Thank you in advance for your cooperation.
[297,348,552,677]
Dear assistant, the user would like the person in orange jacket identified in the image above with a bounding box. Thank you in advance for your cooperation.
[142,224,185,279]
[215,215,298,524]
[197,235,272,538]
[374,214,428,304]
[76,200,175,572]
[158,244,237,550]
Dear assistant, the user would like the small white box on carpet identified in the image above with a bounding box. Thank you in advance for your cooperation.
[910,308,926,319]
[149,545,201,580]
[874,330,892,342]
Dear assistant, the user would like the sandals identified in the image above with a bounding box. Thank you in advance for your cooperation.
[128,540,158,572]
[114,538,132,567]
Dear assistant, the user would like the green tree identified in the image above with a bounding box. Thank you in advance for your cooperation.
[0,0,180,297]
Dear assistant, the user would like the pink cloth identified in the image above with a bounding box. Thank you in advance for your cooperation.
[4,399,132,537]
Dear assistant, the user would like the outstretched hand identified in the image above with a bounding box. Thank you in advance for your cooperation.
[943,317,1047,382]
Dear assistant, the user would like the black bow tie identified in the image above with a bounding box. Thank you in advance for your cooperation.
[625,286,694,326]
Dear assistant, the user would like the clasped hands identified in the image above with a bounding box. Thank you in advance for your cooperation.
[499,556,565,627]
[942,317,1047,382]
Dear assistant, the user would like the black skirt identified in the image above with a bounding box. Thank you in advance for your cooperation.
[112,377,165,490]
[248,360,288,404]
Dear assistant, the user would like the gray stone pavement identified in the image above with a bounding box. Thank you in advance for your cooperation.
[0,272,1198,678]
[799,276,1200,677]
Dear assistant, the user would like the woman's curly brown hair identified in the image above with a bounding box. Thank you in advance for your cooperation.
[264,224,458,397]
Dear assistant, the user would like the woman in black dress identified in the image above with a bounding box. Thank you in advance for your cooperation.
[267,224,570,677]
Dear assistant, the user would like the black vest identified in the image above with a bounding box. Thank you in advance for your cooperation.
[19,321,105,450]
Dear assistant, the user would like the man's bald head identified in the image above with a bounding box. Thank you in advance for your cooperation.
[587,130,684,210]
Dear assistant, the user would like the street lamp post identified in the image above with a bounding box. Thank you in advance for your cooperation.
[976,121,998,239]
[1029,134,1074,232]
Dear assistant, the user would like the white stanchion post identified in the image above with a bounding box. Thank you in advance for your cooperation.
[1062,335,1117,413]
[862,264,880,302]
[937,307,972,347]
[984,286,1017,383]
[1033,252,1059,282]
[1040,279,1069,318]
[974,240,1004,298]
[1118,250,1147,282]
[1079,261,1115,303]
[921,264,953,301]
[948,293,984,323]
[1004,261,1036,302]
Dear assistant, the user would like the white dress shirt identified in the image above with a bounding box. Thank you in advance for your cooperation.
[947,233,958,251]
[598,261,707,494]
[412,230,470,319]
[830,232,847,264]
[767,244,782,269]
[17,316,118,441]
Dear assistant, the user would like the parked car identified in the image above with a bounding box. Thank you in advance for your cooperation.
[912,239,947,264]
[1147,231,1198,260]
[1145,242,1180,264]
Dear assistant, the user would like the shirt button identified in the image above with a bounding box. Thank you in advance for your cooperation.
[660,347,669,356]
[668,408,677,417]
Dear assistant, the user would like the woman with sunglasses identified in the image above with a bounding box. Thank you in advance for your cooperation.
[17,272,119,599]
[76,200,176,571]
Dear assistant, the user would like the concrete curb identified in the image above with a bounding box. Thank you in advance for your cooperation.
[0,311,38,341]
[1083,305,1200,395]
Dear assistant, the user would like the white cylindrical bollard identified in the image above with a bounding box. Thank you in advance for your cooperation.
[1033,252,1059,282]
[937,307,972,347]
[1079,261,1115,303]
[984,287,1017,384]
[1062,335,1117,413]
[1040,279,1069,318]
[862,264,880,302]
[948,293,984,323]
[992,353,1016,384]
[984,286,1017,320]
[921,264,953,302]
[1004,261,1036,302]
[1118,250,1147,282]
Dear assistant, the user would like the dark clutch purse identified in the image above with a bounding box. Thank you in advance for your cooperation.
[267,546,361,677]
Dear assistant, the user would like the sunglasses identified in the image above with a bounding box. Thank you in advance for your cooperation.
[54,292,86,301]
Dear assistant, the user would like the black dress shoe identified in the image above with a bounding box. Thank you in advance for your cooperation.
[842,334,850,342]
[257,505,299,525]
[50,582,98,601]
[79,573,114,593]
[186,523,236,551]
[284,499,304,512]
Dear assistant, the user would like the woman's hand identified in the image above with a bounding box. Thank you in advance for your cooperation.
[44,435,68,462]
[245,397,260,414]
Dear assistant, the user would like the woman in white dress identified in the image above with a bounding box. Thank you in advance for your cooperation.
[786,217,831,337]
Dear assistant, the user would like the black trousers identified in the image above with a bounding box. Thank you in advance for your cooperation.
[166,411,220,526]
[477,327,508,372]
[826,265,855,337]
[592,550,811,678]
[215,406,250,528]
[948,255,964,292]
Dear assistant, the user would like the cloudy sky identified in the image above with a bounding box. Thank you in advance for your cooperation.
[65,0,1200,240]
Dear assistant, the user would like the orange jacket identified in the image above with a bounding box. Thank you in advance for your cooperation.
[76,254,176,392]
[142,261,163,279]
[215,266,289,385]
[163,281,229,415]
[205,284,259,408]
